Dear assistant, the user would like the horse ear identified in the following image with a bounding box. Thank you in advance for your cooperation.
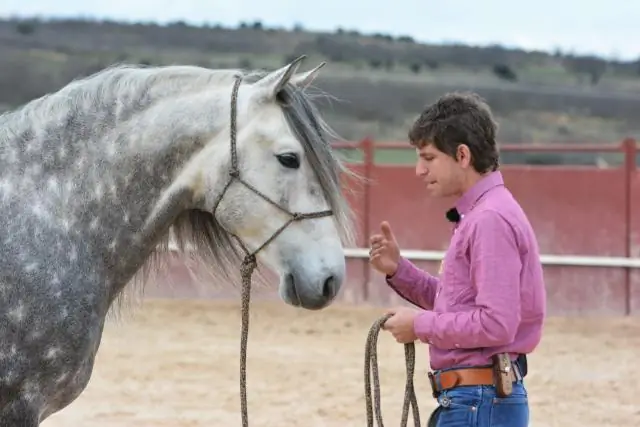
[290,62,326,89]
[252,55,306,100]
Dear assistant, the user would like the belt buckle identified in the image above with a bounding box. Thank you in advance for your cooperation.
[427,371,439,398]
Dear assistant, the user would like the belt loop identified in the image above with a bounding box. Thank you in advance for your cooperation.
[428,371,442,398]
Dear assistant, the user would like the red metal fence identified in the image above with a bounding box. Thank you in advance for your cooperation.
[152,138,639,317]
[336,137,639,316]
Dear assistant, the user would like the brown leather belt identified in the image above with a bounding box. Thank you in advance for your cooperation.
[427,363,521,398]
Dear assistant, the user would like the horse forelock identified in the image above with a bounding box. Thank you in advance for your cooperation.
[278,84,357,246]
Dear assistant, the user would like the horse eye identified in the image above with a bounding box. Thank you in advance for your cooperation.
[276,153,300,169]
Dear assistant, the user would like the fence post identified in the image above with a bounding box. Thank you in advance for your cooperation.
[622,137,636,315]
[361,137,374,303]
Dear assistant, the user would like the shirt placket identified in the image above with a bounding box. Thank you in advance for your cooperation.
[435,217,463,302]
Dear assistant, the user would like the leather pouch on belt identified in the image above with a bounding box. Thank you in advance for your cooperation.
[492,353,513,397]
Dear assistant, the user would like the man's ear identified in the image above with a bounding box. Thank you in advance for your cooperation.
[456,144,472,167]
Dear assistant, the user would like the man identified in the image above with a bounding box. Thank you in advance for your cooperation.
[368,91,546,427]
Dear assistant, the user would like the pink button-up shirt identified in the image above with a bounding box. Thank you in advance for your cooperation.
[386,171,546,371]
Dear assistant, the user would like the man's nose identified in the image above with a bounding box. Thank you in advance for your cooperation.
[415,162,428,177]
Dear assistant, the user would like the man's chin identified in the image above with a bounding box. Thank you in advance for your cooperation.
[425,183,441,196]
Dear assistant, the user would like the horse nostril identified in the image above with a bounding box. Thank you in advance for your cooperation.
[322,275,336,299]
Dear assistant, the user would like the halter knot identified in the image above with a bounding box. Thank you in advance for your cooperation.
[240,254,257,275]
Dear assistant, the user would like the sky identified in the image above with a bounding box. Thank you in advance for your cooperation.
[1,0,638,61]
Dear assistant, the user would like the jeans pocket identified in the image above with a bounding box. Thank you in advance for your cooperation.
[489,393,529,427]
[436,387,480,427]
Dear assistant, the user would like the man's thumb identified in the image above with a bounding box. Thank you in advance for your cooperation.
[380,221,394,240]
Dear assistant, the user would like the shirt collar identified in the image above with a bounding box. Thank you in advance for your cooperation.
[446,171,504,222]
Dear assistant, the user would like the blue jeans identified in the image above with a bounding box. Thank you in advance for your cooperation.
[429,382,529,427]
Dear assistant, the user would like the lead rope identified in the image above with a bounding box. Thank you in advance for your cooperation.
[364,313,422,427]
[220,75,329,427]
[239,253,257,427]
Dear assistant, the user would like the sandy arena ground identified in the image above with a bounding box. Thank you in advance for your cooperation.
[40,298,640,427]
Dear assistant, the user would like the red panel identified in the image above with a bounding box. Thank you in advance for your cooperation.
[629,170,640,314]
[340,163,370,304]
[340,164,368,246]
[501,167,627,256]
[366,165,454,250]
[503,167,629,315]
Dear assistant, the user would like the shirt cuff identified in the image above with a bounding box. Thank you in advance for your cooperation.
[385,256,412,284]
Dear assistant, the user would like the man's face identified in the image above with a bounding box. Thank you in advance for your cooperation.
[415,143,465,198]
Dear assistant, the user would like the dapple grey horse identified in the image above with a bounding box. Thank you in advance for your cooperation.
[0,55,356,425]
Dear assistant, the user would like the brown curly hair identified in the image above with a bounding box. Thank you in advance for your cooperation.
[408,91,500,173]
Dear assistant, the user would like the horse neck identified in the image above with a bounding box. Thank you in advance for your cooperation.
[0,76,234,302]
[103,89,238,294]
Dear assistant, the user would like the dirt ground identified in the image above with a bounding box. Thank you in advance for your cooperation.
[40,298,640,427]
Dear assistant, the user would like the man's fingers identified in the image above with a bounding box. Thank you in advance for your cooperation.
[380,317,389,329]
[380,221,394,240]
[369,235,384,245]
[369,240,387,251]
[369,247,386,258]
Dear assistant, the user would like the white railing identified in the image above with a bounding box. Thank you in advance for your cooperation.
[166,243,640,269]
[342,248,640,268]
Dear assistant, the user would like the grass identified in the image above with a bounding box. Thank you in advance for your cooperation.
[334,143,631,167]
